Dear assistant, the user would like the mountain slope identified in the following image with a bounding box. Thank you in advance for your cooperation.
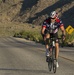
[0,0,74,28]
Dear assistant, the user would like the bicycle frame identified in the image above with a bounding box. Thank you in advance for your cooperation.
[50,38,56,59]
[48,37,57,73]
[47,35,64,73]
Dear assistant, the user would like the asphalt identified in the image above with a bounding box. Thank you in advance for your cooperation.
[0,37,73,75]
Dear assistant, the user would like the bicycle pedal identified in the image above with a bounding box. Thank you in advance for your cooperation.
[46,56,50,62]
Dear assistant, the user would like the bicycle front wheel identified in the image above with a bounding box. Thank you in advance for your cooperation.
[53,63,56,73]
[48,57,52,71]
[52,47,57,73]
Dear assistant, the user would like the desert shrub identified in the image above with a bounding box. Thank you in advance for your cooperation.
[14,30,43,43]
[65,32,74,42]
[14,30,74,46]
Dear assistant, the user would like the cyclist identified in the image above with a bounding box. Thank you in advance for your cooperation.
[41,11,66,68]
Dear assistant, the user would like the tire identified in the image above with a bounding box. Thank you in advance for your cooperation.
[52,47,57,73]
[48,58,52,71]
[53,64,56,73]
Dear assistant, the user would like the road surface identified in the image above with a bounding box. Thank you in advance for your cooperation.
[0,37,74,75]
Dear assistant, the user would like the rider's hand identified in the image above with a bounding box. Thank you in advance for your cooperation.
[43,34,46,41]
[62,34,66,41]
[42,34,46,41]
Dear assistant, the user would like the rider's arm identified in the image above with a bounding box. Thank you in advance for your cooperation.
[57,19,66,36]
[41,21,47,35]
[60,24,66,41]
[57,19,66,40]
[60,25,66,36]
[41,26,46,35]
[41,26,46,40]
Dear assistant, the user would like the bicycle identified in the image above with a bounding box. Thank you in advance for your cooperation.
[47,36,57,73]
[47,34,64,73]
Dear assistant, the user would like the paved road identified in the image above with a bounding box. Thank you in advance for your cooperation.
[0,37,74,75]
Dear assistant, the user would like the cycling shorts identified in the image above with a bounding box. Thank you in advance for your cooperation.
[42,31,59,43]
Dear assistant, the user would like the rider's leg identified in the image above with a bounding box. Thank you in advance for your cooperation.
[55,42,59,60]
[45,33,50,56]
[55,42,59,68]
[55,32,59,67]
[54,33,59,60]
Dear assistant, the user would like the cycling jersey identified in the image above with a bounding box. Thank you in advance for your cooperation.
[42,17,64,34]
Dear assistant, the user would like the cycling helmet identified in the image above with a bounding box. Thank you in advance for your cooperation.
[50,11,57,18]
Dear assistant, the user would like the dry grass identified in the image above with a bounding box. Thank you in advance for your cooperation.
[0,22,74,46]
[0,22,41,37]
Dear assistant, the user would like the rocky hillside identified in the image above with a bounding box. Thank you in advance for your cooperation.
[0,0,74,28]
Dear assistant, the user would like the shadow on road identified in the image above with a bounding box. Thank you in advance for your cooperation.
[0,68,53,74]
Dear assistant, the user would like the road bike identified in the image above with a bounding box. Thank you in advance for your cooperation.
[47,34,64,73]
[47,36,57,73]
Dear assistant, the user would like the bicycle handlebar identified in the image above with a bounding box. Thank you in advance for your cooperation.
[49,37,64,47]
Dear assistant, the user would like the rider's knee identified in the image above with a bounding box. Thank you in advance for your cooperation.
[55,42,59,48]
[46,33,50,38]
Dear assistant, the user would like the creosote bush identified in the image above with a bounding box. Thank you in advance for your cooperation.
[14,30,43,43]
[14,30,74,46]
